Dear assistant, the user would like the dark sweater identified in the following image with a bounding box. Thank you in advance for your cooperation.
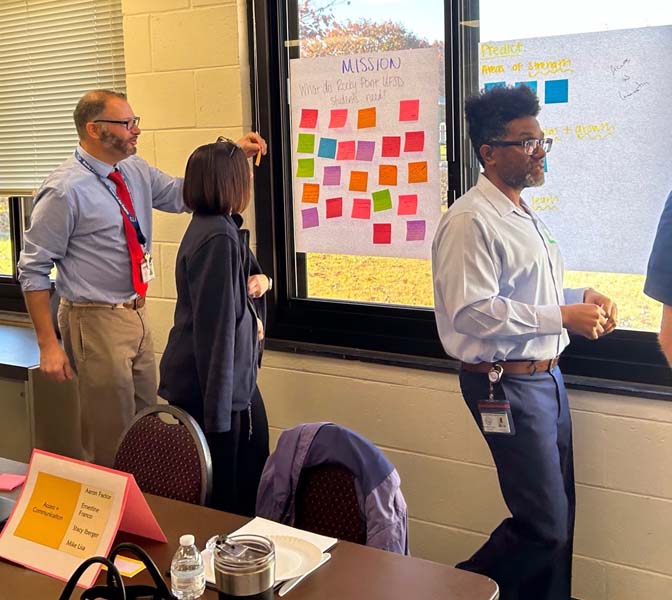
[158,213,261,433]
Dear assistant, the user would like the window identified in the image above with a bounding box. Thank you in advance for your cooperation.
[0,0,125,310]
[253,0,672,388]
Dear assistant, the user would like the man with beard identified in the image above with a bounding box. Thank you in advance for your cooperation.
[432,84,617,599]
[18,89,267,467]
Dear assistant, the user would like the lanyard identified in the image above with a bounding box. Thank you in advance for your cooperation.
[74,149,147,246]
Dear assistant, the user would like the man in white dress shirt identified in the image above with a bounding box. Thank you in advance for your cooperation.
[432,84,617,600]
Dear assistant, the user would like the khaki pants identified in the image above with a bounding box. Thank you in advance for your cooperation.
[57,301,157,467]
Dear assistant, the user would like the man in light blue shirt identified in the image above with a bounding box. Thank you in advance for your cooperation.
[432,85,617,600]
[18,89,267,466]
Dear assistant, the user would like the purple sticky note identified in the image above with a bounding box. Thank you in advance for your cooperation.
[323,166,341,186]
[406,219,426,241]
[356,141,376,161]
[301,207,319,229]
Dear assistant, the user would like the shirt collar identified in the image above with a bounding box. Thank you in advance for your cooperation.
[76,145,116,178]
[475,173,531,219]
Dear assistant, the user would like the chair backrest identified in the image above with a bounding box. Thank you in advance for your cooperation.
[113,405,212,506]
[295,463,367,545]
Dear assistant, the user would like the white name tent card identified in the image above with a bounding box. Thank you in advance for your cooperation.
[0,449,166,588]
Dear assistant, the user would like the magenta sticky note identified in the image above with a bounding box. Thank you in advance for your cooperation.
[404,131,425,152]
[381,136,401,157]
[399,99,420,121]
[352,198,372,219]
[337,140,356,160]
[356,141,376,161]
[0,473,26,491]
[301,207,319,229]
[326,197,343,218]
[329,109,348,128]
[323,166,342,186]
[406,219,426,241]
[373,223,392,244]
[299,108,319,128]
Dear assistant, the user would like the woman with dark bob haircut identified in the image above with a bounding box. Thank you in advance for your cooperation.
[159,138,270,515]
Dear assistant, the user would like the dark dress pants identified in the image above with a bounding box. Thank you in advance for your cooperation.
[456,366,575,600]
[206,386,270,516]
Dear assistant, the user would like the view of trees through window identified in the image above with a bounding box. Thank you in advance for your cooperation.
[0,199,11,277]
[295,0,669,332]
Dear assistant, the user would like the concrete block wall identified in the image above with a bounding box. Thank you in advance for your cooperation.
[120,2,672,598]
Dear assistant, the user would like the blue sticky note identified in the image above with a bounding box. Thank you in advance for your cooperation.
[484,81,506,90]
[515,81,537,93]
[545,79,568,104]
[544,157,548,173]
[318,137,337,159]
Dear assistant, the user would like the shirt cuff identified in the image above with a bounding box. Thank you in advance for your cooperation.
[537,304,564,335]
[563,287,586,305]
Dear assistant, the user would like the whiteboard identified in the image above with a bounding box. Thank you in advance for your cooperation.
[289,48,441,259]
[480,25,672,274]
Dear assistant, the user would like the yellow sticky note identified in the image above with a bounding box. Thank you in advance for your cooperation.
[379,165,398,186]
[408,161,428,183]
[302,183,320,203]
[357,107,376,129]
[349,171,369,192]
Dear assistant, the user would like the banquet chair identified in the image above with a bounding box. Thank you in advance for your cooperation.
[113,405,212,506]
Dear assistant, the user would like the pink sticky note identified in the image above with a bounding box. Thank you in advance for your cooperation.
[356,141,376,161]
[301,207,320,229]
[399,99,420,121]
[406,219,426,241]
[299,108,319,128]
[382,136,401,157]
[398,194,418,215]
[404,131,425,152]
[323,166,341,186]
[373,223,392,244]
[352,198,371,219]
[329,109,348,128]
[326,197,343,218]
[0,473,26,491]
[337,140,356,160]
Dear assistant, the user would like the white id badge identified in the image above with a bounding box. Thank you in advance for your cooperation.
[141,253,155,283]
[477,401,515,435]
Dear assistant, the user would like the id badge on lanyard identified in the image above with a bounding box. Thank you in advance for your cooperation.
[140,252,155,283]
[477,364,516,435]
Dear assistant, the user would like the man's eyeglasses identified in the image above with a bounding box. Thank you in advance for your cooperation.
[93,117,141,131]
[216,136,242,158]
[488,138,553,155]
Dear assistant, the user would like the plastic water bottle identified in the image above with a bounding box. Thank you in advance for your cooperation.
[170,534,206,599]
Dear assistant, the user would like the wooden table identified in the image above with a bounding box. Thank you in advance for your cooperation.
[0,459,499,599]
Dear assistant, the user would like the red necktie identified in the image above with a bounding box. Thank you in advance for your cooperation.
[107,170,148,298]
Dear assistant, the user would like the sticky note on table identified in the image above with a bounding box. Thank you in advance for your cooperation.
[398,194,418,215]
[408,161,428,183]
[379,165,398,186]
[301,207,319,229]
[323,166,341,186]
[326,197,343,218]
[399,99,420,121]
[299,108,318,128]
[404,131,425,152]
[373,223,392,244]
[349,171,369,192]
[297,133,315,153]
[372,189,393,212]
[382,136,401,157]
[318,137,337,159]
[337,140,356,160]
[301,183,320,203]
[0,473,26,491]
[352,198,371,219]
[357,107,376,129]
[296,158,315,178]
[329,109,348,128]
[406,219,426,241]
[356,141,376,161]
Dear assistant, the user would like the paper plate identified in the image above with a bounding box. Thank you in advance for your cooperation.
[267,535,323,581]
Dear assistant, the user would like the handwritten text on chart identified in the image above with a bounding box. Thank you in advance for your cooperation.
[543,121,616,142]
[481,58,574,77]
[298,74,406,107]
[531,195,560,212]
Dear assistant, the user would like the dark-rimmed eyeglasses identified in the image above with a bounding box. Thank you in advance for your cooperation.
[488,137,553,155]
[93,117,141,131]
[216,136,242,158]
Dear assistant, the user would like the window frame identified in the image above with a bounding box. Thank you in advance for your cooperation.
[248,0,672,392]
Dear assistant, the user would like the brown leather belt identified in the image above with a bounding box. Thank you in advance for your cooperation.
[121,296,146,310]
[461,357,559,375]
[61,296,146,310]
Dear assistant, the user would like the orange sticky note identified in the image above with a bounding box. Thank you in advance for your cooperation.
[301,183,320,203]
[357,107,376,129]
[379,165,398,186]
[408,161,428,183]
[349,171,369,192]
